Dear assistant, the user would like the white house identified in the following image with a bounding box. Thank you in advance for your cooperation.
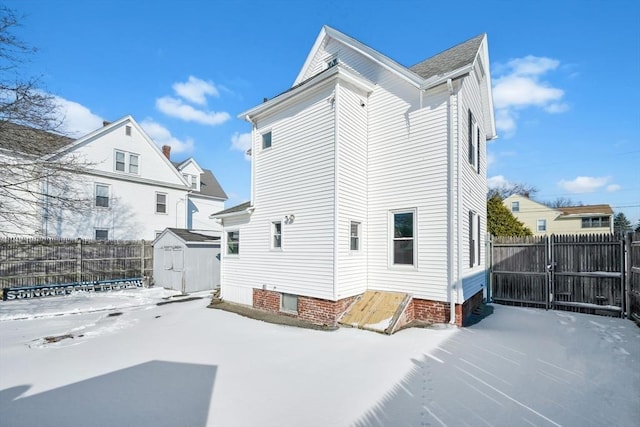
[0,116,227,240]
[213,26,496,327]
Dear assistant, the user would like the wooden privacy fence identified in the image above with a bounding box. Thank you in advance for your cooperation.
[0,238,153,290]
[490,233,637,321]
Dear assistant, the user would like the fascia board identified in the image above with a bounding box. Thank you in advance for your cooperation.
[176,157,204,174]
[420,65,474,90]
[240,66,374,121]
[209,209,252,220]
[479,36,497,140]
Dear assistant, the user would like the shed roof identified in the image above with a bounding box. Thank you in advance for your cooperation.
[165,228,220,243]
[211,201,252,216]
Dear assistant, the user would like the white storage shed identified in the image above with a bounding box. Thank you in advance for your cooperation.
[153,228,220,294]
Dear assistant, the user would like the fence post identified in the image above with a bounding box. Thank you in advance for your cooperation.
[625,232,631,319]
[140,240,145,279]
[76,238,82,283]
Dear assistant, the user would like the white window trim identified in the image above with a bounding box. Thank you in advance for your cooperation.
[388,208,417,269]
[270,221,282,251]
[468,110,478,171]
[261,130,272,150]
[537,219,547,233]
[225,229,240,257]
[511,201,520,212]
[95,183,110,208]
[114,149,140,175]
[469,211,481,267]
[155,192,168,215]
[350,220,361,253]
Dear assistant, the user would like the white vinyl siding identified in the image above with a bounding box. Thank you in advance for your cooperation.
[222,84,336,301]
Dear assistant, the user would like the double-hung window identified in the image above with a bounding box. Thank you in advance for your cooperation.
[155,193,167,214]
[511,201,520,212]
[468,110,480,173]
[272,221,282,249]
[537,219,547,232]
[115,150,139,174]
[227,230,239,255]
[350,221,360,251]
[95,184,109,208]
[391,210,415,266]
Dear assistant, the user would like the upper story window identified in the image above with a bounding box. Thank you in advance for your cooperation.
[262,131,272,150]
[327,57,338,68]
[115,150,140,174]
[582,216,610,228]
[183,174,199,190]
[511,201,520,212]
[350,221,360,251]
[155,193,167,214]
[468,110,479,172]
[391,210,415,266]
[227,230,239,255]
[272,221,282,249]
[95,184,109,208]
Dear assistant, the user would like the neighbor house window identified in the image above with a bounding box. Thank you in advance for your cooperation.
[391,210,415,266]
[227,230,239,255]
[95,229,108,240]
[469,211,481,267]
[115,151,125,171]
[350,221,360,251]
[155,193,167,214]
[582,216,610,228]
[262,131,272,149]
[537,219,547,232]
[115,150,139,174]
[95,184,109,208]
[468,110,478,171]
[511,201,520,212]
[272,221,282,249]
[281,293,298,313]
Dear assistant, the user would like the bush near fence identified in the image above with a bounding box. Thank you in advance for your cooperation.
[0,237,153,290]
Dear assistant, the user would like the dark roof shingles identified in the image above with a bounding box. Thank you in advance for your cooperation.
[0,121,73,156]
[166,228,220,243]
[212,201,251,216]
[409,33,485,80]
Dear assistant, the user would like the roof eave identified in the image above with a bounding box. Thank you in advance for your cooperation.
[209,206,254,220]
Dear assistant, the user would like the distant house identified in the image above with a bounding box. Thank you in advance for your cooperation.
[0,116,227,240]
[503,194,613,235]
[212,26,496,327]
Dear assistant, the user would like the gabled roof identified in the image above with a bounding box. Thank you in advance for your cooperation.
[0,121,73,157]
[172,159,228,200]
[409,33,485,80]
[559,205,613,216]
[166,228,220,243]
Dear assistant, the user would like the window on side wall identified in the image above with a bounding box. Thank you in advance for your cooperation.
[95,184,109,208]
[129,154,139,174]
[95,229,108,240]
[156,193,167,214]
[272,221,282,249]
[537,219,547,232]
[227,230,239,255]
[262,131,272,150]
[115,151,125,172]
[511,201,520,212]
[469,211,481,267]
[350,221,360,251]
[468,110,478,171]
[391,210,415,266]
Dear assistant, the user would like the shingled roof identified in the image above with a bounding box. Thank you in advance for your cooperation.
[0,121,73,157]
[211,201,252,217]
[559,204,613,216]
[409,33,485,80]
[165,228,220,243]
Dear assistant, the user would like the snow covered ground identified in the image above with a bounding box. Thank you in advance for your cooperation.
[1,288,638,427]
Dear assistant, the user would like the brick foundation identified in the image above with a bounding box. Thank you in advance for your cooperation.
[252,288,484,328]
[253,289,357,326]
[408,289,484,327]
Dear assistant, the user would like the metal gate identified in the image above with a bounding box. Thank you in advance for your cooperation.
[491,234,626,317]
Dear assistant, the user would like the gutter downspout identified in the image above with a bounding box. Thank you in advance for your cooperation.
[446,78,457,325]
[245,115,256,205]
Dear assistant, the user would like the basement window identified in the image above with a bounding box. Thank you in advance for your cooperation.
[281,293,298,313]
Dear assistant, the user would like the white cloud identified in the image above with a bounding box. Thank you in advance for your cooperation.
[486,152,496,168]
[492,55,568,137]
[231,132,252,161]
[487,175,511,189]
[140,119,194,154]
[558,176,611,194]
[53,96,104,137]
[156,96,230,126]
[606,184,621,192]
[172,76,219,105]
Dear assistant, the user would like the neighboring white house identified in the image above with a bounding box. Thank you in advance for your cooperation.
[0,116,227,240]
[503,194,614,235]
[212,26,496,327]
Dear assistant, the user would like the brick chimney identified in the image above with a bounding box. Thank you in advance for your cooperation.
[162,145,171,160]
[102,120,112,127]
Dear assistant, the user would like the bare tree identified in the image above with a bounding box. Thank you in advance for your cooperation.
[0,7,91,237]
[542,197,583,209]
[487,182,538,200]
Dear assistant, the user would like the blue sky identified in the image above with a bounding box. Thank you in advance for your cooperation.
[6,0,640,224]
